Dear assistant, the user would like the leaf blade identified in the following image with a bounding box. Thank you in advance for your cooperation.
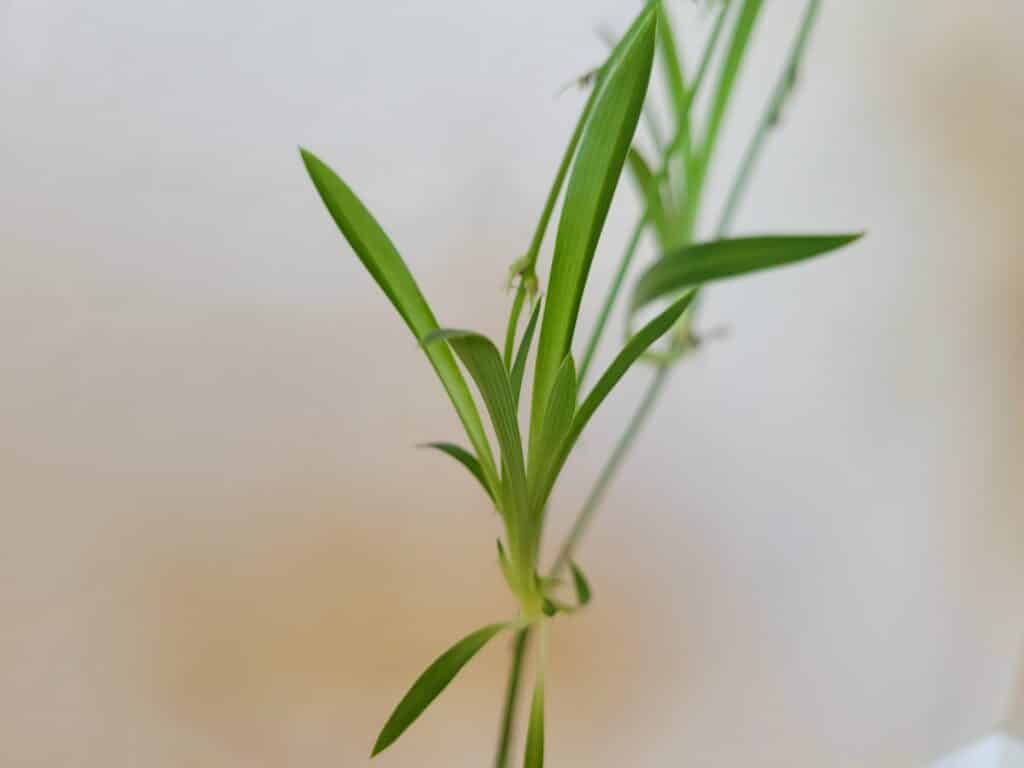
[530,7,657,458]
[420,442,494,502]
[371,622,510,757]
[532,292,695,512]
[632,234,863,312]
[570,562,592,606]
[626,147,670,246]
[528,356,577,514]
[425,330,530,559]
[300,149,498,491]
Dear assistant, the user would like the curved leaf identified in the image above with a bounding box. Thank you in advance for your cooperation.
[533,292,695,510]
[632,233,863,312]
[425,330,529,556]
[371,622,510,756]
[300,149,498,492]
[627,147,670,246]
[530,7,657,458]
[419,442,494,502]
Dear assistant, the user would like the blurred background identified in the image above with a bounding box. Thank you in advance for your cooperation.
[2,1,1022,766]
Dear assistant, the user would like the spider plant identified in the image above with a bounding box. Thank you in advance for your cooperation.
[300,2,859,765]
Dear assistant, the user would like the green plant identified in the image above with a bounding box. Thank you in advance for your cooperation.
[300,2,859,765]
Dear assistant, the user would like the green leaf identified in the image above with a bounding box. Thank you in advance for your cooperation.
[700,0,765,168]
[424,330,529,558]
[655,2,688,130]
[371,622,509,757]
[530,6,657,459]
[523,675,545,768]
[300,149,498,493]
[570,562,592,606]
[626,147,670,246]
[528,356,577,513]
[631,234,863,312]
[532,292,695,512]
[419,442,494,502]
[510,299,543,409]
[716,0,823,234]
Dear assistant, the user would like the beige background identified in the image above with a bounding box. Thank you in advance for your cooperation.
[2,1,1022,766]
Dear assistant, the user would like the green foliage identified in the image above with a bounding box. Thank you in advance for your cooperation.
[631,234,863,312]
[530,6,658,454]
[420,442,494,503]
[299,0,858,763]
[371,623,510,756]
[570,562,592,606]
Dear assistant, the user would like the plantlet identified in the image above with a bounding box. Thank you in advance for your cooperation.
[300,1,859,764]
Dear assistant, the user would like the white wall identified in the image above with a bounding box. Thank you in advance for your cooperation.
[2,1,1022,766]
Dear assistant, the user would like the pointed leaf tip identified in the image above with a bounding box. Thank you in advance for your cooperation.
[570,562,592,606]
[371,622,509,756]
[631,233,862,313]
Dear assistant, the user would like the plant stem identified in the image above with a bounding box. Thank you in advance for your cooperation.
[504,283,527,368]
[717,0,822,235]
[494,627,531,768]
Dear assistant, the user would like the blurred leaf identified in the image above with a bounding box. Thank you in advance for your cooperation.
[632,234,862,312]
[530,6,657,458]
[627,147,670,246]
[420,442,494,503]
[425,330,529,554]
[655,2,688,130]
[300,149,498,491]
[700,0,764,168]
[570,562,592,606]
[717,0,823,233]
[371,622,510,757]
[511,299,543,409]
[523,675,545,768]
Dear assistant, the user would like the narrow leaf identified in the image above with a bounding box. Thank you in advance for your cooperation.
[425,330,530,557]
[528,356,577,512]
[701,0,764,168]
[632,234,863,312]
[511,299,543,408]
[656,3,688,129]
[530,6,657,457]
[300,149,498,491]
[420,442,494,502]
[627,147,670,246]
[372,622,509,756]
[523,675,545,768]
[570,562,592,606]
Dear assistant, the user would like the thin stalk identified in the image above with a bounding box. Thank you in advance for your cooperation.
[504,284,527,368]
[503,75,601,383]
[523,79,601,276]
[717,0,821,234]
[494,628,531,768]
[578,216,648,385]
[687,0,764,238]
